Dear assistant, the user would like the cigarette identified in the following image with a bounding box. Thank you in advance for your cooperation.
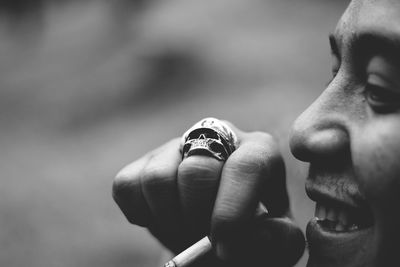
[164,236,212,267]
[163,203,268,267]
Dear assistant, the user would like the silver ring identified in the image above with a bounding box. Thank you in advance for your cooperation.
[181,117,238,161]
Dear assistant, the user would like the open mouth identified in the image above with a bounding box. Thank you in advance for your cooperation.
[314,200,373,233]
[306,200,375,266]
[305,180,375,263]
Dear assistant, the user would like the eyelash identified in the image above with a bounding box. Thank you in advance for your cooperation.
[364,83,400,112]
[326,56,400,112]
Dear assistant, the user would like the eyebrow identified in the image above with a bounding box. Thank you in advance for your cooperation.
[354,32,400,59]
[329,31,400,68]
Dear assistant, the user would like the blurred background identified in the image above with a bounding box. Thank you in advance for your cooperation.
[0,0,348,266]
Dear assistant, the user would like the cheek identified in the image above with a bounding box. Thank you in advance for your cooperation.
[352,119,400,203]
[353,118,400,266]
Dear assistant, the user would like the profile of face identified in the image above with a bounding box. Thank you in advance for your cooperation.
[290,0,400,266]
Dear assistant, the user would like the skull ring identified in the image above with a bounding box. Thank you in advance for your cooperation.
[181,117,238,161]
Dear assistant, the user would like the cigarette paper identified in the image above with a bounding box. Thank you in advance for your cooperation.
[164,236,211,267]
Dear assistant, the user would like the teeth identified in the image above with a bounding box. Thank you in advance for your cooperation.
[326,207,338,221]
[315,203,326,219]
[314,202,361,232]
[335,222,345,232]
[348,224,359,231]
[338,210,348,226]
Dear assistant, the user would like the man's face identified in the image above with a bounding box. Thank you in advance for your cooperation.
[290,0,400,266]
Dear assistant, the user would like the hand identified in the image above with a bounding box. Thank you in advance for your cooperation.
[112,121,305,266]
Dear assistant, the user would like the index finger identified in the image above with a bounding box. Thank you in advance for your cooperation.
[211,131,289,257]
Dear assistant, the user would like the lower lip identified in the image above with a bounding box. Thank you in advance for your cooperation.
[306,218,373,263]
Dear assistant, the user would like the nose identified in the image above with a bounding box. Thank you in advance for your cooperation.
[289,89,350,163]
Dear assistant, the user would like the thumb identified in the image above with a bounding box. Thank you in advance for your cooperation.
[213,216,305,267]
[253,217,305,266]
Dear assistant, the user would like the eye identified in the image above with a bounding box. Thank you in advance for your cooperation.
[365,83,400,112]
[364,56,400,113]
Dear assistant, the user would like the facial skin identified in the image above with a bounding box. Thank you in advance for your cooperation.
[290,0,400,266]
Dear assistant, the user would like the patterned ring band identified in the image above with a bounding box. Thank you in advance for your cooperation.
[181,117,238,161]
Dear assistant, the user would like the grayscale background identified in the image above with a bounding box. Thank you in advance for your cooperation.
[0,0,348,266]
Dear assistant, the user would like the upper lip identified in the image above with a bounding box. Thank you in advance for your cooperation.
[305,179,367,211]
[305,163,375,229]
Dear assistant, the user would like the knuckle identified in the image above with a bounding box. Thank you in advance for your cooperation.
[248,131,279,155]
[112,168,150,226]
[112,162,144,206]
[249,131,275,144]
[142,166,165,185]
[141,138,181,190]
[112,169,134,202]
[228,151,265,178]
[238,133,282,171]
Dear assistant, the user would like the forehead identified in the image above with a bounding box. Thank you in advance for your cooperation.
[335,0,400,42]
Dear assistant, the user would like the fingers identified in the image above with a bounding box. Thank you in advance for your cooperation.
[112,118,303,264]
[211,132,292,261]
[113,155,152,227]
[112,138,182,230]
[112,136,225,252]
[254,217,305,266]
[217,217,305,267]
[140,138,186,252]
[177,155,224,239]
